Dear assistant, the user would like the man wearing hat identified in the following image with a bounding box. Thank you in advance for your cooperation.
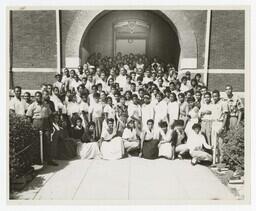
[53,73,64,94]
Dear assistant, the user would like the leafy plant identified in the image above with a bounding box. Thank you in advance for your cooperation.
[221,122,244,172]
[9,112,40,188]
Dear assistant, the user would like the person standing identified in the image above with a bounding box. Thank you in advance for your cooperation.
[211,90,228,165]
[154,92,168,128]
[167,92,179,129]
[141,93,154,130]
[199,92,213,145]
[26,91,58,166]
[9,86,27,116]
[223,85,244,130]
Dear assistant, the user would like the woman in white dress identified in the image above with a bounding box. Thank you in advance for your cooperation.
[122,119,140,156]
[76,121,101,159]
[100,118,124,160]
[158,121,175,159]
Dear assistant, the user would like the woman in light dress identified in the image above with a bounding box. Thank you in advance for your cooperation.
[100,118,124,160]
[76,121,101,159]
[158,121,175,159]
[122,119,140,156]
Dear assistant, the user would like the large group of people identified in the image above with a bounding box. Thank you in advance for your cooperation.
[9,53,244,166]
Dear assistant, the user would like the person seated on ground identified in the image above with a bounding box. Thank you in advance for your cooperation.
[140,119,160,159]
[77,121,101,159]
[172,120,188,159]
[99,118,124,160]
[122,119,140,157]
[51,114,78,160]
[70,116,85,140]
[187,123,213,166]
[158,121,175,160]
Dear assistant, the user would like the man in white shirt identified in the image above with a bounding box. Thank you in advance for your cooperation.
[141,93,154,130]
[9,86,27,116]
[211,90,228,165]
[180,76,190,93]
[187,123,213,165]
[116,67,127,90]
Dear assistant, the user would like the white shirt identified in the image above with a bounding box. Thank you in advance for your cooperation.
[154,100,168,124]
[122,128,137,141]
[141,103,154,129]
[128,103,141,120]
[66,102,80,117]
[89,103,103,119]
[9,97,27,115]
[167,101,179,122]
[103,104,115,119]
[199,103,214,120]
[116,75,127,89]
[187,131,211,151]
[180,83,190,93]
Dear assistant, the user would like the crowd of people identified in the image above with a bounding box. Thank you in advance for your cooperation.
[9,53,244,166]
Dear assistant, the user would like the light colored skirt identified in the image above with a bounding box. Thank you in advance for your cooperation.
[158,142,174,159]
[77,142,101,159]
[101,137,124,160]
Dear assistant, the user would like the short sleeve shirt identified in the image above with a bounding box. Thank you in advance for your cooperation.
[9,97,27,115]
[211,99,228,121]
[26,101,52,119]
[223,94,244,117]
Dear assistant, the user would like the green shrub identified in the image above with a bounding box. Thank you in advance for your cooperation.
[9,112,40,186]
[221,122,244,172]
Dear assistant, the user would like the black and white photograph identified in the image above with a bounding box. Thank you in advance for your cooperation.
[6,6,250,204]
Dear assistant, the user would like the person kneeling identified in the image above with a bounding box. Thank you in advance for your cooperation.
[99,118,124,160]
[158,121,175,160]
[76,121,101,159]
[140,119,159,159]
[122,119,140,157]
[187,123,213,166]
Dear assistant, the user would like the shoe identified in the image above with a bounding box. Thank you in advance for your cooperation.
[191,158,198,166]
[178,154,183,160]
[47,160,59,166]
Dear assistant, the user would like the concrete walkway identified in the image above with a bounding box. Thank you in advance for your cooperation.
[15,158,235,201]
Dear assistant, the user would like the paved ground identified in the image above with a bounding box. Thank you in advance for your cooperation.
[14,158,235,201]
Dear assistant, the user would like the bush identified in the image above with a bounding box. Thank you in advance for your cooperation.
[221,122,244,172]
[9,112,40,188]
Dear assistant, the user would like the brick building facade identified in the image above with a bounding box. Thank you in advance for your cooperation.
[9,9,245,94]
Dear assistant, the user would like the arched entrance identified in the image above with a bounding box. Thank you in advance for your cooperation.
[64,10,198,70]
[79,10,181,69]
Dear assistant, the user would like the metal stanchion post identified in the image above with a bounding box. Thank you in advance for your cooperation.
[39,130,44,165]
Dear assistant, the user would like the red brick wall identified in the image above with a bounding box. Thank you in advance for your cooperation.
[11,10,57,68]
[209,10,245,69]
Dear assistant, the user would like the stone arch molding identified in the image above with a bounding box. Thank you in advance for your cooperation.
[65,10,197,69]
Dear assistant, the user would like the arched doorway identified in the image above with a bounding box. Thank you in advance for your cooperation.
[79,10,181,69]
